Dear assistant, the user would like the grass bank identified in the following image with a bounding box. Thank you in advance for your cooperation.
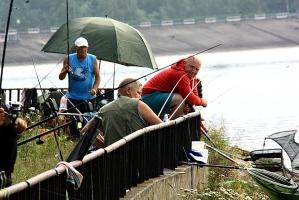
[13,111,76,183]
[178,124,270,200]
[12,116,269,199]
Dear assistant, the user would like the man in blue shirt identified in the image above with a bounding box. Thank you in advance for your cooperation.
[59,37,100,139]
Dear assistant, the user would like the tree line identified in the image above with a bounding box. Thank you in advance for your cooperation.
[0,0,299,32]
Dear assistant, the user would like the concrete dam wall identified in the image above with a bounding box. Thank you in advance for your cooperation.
[1,18,299,65]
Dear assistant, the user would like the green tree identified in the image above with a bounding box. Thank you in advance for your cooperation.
[1,0,299,31]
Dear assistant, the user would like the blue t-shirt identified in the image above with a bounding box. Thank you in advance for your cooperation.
[66,53,96,100]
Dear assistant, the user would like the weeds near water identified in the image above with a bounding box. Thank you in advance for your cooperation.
[178,124,270,200]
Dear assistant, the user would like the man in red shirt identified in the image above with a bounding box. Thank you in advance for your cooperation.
[142,56,207,119]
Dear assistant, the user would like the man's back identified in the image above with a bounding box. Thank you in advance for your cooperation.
[99,96,146,146]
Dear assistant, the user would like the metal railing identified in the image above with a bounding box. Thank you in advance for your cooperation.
[0,110,201,200]
[0,88,114,105]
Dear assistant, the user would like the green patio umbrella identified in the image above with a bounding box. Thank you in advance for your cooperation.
[42,17,157,69]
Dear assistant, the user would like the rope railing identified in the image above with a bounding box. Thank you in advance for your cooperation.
[0,110,201,200]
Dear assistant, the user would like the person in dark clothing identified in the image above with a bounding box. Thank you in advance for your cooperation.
[0,103,27,188]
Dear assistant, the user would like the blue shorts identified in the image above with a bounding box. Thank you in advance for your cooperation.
[141,91,173,118]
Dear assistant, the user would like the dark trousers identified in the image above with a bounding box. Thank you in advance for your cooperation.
[0,135,17,188]
[67,98,96,138]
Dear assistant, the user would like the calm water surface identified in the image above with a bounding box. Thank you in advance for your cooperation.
[3,47,299,151]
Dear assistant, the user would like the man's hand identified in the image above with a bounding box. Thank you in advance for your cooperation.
[61,63,70,74]
[59,57,71,80]
[90,88,97,96]
[0,108,5,126]
[14,118,27,135]
[183,104,190,114]
[201,98,208,107]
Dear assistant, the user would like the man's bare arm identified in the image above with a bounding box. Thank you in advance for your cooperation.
[138,101,162,125]
[90,60,100,95]
[59,57,69,80]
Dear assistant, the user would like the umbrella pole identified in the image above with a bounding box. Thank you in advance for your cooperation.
[66,0,70,94]
[112,63,116,89]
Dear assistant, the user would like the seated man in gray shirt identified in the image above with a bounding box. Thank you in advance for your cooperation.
[82,78,162,147]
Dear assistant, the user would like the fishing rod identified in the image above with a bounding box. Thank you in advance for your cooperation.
[32,57,64,160]
[25,82,90,133]
[198,124,247,161]
[47,78,89,123]
[178,161,246,170]
[32,57,48,145]
[180,146,246,170]
[64,43,223,113]
[18,121,72,146]
[58,112,93,117]
[66,0,70,95]
[24,112,57,131]
[23,44,221,132]
[205,143,249,166]
[200,125,217,147]
[22,100,89,132]
[0,0,14,97]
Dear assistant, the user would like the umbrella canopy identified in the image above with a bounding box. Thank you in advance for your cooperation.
[42,17,157,69]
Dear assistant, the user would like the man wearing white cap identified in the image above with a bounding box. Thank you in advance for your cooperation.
[59,37,100,139]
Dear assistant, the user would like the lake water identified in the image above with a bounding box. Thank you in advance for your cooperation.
[2,47,299,151]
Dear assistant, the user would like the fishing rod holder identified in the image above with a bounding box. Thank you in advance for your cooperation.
[58,112,94,117]
[7,101,23,124]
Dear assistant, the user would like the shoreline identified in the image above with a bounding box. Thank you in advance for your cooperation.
[2,45,297,67]
[1,18,299,66]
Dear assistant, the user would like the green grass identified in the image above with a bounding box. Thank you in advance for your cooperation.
[12,114,270,199]
[13,112,76,184]
[178,124,270,200]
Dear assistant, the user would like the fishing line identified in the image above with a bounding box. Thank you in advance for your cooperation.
[169,79,202,119]
[135,44,221,83]
[157,74,186,118]
[47,79,89,123]
[24,44,222,132]
[101,62,121,88]
[33,57,64,88]
[32,57,64,161]
[60,43,222,111]
[32,58,46,103]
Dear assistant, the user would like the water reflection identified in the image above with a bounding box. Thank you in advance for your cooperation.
[3,47,299,151]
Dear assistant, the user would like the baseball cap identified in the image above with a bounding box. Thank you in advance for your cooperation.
[74,37,88,47]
